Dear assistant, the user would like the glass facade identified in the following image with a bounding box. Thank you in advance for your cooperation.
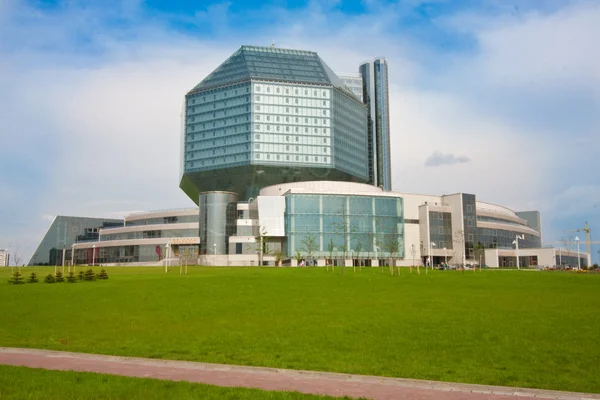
[337,73,363,102]
[359,58,392,191]
[180,45,369,202]
[125,214,199,226]
[462,194,477,259]
[429,211,453,250]
[252,82,333,168]
[100,229,198,241]
[285,194,404,259]
[28,216,123,265]
[476,228,541,249]
[73,244,197,265]
[332,88,369,179]
[199,192,238,255]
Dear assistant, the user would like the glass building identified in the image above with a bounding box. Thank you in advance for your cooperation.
[180,45,369,203]
[359,58,392,191]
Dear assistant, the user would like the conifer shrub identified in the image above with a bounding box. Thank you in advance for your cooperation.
[78,270,85,281]
[84,268,96,281]
[55,271,64,282]
[27,272,39,283]
[8,271,25,284]
[44,274,55,283]
[67,272,78,283]
[96,269,109,280]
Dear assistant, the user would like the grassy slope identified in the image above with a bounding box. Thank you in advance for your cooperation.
[0,365,353,399]
[1,267,598,393]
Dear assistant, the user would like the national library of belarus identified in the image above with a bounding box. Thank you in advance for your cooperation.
[28,45,589,269]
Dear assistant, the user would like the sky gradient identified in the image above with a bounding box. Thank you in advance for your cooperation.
[1,0,598,264]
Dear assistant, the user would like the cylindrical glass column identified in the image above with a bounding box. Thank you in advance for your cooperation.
[199,191,238,255]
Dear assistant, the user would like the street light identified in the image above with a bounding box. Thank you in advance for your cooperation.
[575,236,581,270]
[92,244,96,267]
[165,243,170,273]
[213,243,217,266]
[512,234,524,270]
[430,242,436,270]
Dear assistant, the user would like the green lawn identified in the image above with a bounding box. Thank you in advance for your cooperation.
[0,365,352,399]
[1,266,599,393]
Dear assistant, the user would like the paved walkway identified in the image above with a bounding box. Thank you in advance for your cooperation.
[1,348,598,400]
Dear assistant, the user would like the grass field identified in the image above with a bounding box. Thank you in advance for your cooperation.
[0,365,352,399]
[1,266,598,393]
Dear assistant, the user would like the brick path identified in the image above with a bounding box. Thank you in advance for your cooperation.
[1,348,598,400]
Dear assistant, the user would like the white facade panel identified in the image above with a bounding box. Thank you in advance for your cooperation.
[257,196,286,237]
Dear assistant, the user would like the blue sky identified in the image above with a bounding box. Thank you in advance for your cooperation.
[0,0,598,264]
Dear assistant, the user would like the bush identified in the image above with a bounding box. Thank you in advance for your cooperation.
[27,272,39,283]
[55,271,64,282]
[8,271,25,285]
[67,272,78,283]
[96,269,109,280]
[84,269,96,281]
[44,274,55,283]
[591,264,599,271]
[78,271,85,281]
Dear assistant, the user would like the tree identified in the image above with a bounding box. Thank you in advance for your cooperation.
[273,250,284,267]
[327,238,335,272]
[420,240,425,275]
[409,244,416,274]
[295,250,303,266]
[383,228,402,276]
[250,226,269,267]
[44,274,55,283]
[354,241,363,271]
[11,244,22,269]
[475,242,485,271]
[301,233,318,266]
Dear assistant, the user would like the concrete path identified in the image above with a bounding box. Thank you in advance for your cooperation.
[1,348,598,400]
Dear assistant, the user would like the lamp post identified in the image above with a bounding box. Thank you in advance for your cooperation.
[430,242,436,270]
[213,243,217,266]
[92,244,96,267]
[512,234,523,270]
[165,243,170,273]
[575,236,580,270]
[351,249,355,272]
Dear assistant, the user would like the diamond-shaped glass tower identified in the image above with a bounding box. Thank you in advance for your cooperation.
[180,45,369,202]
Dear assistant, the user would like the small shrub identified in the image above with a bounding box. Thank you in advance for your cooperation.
[8,271,25,285]
[591,264,598,271]
[84,269,96,281]
[55,271,64,282]
[44,274,55,283]
[78,270,85,281]
[27,272,39,283]
[96,269,109,280]
[67,272,78,283]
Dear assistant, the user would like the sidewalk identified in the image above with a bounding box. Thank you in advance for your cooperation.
[1,348,598,400]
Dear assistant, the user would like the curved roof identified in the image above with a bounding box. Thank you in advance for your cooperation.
[188,45,352,94]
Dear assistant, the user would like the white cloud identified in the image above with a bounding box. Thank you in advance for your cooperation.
[425,152,470,167]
